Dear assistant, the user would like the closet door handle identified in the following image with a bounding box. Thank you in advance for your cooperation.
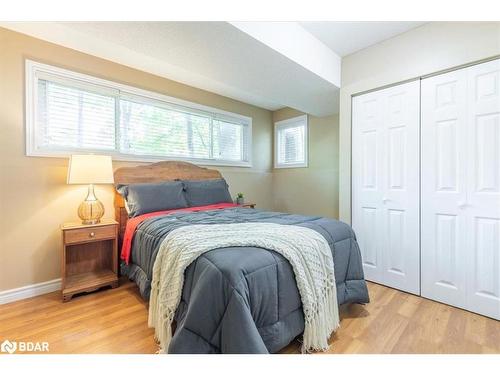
[382,197,390,204]
[458,201,468,209]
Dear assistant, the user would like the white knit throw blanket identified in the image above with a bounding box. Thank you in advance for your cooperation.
[148,222,339,353]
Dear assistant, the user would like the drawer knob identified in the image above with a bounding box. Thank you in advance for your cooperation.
[89,232,95,237]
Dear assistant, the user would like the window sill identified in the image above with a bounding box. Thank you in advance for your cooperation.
[26,149,253,169]
[274,163,308,169]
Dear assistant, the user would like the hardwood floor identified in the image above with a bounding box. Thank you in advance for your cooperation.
[0,280,498,354]
[0,280,157,354]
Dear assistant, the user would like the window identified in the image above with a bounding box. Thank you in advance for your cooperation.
[274,115,308,168]
[26,60,252,167]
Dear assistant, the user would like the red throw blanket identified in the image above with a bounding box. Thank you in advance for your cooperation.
[121,203,238,264]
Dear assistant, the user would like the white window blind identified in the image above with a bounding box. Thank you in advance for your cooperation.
[274,115,308,168]
[213,118,245,161]
[37,79,117,151]
[27,60,252,167]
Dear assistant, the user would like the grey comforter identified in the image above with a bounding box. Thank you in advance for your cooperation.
[123,207,369,353]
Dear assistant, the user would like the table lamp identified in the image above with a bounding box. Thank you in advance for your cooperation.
[67,155,114,225]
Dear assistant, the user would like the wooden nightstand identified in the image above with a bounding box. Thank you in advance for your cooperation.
[240,203,256,209]
[61,219,119,302]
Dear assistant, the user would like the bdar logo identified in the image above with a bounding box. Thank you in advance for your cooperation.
[1,340,17,354]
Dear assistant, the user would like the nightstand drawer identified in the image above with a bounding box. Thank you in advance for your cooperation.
[65,225,116,245]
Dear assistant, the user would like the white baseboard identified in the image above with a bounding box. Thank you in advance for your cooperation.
[0,279,61,305]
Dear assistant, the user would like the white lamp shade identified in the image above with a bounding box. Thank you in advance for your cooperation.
[67,155,114,184]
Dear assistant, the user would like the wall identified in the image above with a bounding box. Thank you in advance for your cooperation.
[339,22,500,223]
[0,27,274,292]
[272,108,339,218]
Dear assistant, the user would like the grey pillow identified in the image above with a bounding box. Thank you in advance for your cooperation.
[183,179,233,207]
[116,181,188,217]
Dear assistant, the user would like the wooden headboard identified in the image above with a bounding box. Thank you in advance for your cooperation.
[113,161,223,245]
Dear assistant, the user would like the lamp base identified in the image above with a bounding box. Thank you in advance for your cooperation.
[81,218,102,225]
[78,184,105,225]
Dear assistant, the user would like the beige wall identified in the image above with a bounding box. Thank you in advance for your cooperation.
[0,27,274,291]
[339,22,500,223]
[272,108,339,218]
[7,22,491,292]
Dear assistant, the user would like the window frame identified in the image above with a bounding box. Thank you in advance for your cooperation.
[274,114,309,169]
[25,60,253,168]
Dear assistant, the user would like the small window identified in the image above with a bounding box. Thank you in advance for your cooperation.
[26,60,252,167]
[274,115,308,168]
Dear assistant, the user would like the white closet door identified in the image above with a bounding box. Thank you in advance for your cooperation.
[465,59,500,319]
[381,82,420,294]
[422,59,500,320]
[352,90,385,284]
[421,69,468,309]
[352,81,420,294]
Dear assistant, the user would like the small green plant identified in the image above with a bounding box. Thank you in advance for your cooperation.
[235,192,245,205]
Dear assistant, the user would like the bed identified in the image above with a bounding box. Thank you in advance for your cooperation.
[114,161,369,354]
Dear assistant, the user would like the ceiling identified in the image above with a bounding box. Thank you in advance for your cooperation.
[300,22,426,57]
[2,21,425,116]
